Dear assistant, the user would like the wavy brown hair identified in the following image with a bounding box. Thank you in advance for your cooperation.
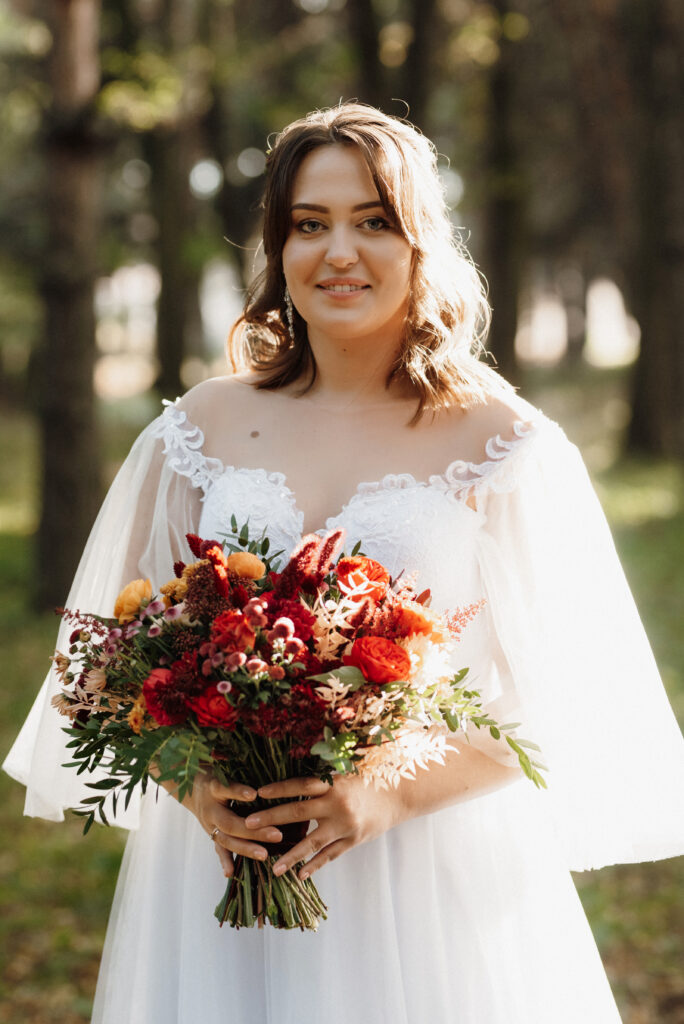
[229,103,511,421]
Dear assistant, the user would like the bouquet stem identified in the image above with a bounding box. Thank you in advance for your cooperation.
[214,854,328,930]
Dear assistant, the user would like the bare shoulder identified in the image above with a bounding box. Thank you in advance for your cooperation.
[433,392,540,466]
[465,392,540,441]
[174,374,259,425]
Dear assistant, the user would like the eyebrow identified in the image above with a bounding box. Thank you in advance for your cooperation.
[290,201,385,213]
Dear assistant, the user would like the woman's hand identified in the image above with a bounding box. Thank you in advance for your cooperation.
[242,742,522,881]
[243,774,403,881]
[156,770,284,877]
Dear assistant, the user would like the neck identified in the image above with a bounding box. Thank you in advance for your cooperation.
[301,323,413,409]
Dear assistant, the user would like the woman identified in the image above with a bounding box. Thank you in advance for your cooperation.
[5,103,684,1023]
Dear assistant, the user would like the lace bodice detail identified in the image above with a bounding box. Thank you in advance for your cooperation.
[152,400,542,606]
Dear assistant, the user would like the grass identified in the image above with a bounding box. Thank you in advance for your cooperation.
[0,369,683,1022]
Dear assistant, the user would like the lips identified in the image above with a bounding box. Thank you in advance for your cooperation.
[316,278,370,293]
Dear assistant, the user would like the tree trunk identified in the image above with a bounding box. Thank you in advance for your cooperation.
[550,0,684,456]
[346,0,384,107]
[481,0,523,384]
[626,0,684,455]
[149,127,198,398]
[402,0,438,130]
[36,0,102,609]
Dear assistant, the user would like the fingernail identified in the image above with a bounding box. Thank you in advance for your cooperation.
[242,788,255,799]
[266,829,282,841]
[255,848,268,859]
[299,869,309,881]
[273,862,286,876]
[246,815,261,827]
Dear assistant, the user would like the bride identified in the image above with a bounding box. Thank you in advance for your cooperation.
[5,103,684,1023]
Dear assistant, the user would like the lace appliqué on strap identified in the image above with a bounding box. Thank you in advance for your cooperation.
[346,421,539,509]
[428,420,538,502]
[150,400,224,495]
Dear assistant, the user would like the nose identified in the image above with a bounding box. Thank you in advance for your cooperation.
[324,226,358,269]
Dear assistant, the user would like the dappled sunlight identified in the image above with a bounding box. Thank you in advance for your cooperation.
[516,275,639,370]
[585,279,640,368]
[92,259,240,400]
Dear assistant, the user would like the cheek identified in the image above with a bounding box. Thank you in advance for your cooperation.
[382,244,413,301]
[282,238,317,284]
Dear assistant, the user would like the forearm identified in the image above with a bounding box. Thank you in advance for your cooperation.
[148,761,207,814]
[394,739,522,825]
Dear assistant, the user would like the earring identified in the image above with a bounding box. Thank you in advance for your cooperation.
[284,287,295,342]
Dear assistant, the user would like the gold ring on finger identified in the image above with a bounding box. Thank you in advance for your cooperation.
[210,827,220,841]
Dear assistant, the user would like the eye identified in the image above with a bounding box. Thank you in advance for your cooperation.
[294,219,325,234]
[362,216,391,232]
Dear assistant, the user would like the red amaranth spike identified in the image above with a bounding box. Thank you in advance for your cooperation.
[186,533,203,558]
[346,596,373,632]
[173,560,186,579]
[275,529,346,598]
[275,535,322,597]
[313,529,345,577]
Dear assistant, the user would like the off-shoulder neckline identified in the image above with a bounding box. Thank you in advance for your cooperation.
[155,400,552,531]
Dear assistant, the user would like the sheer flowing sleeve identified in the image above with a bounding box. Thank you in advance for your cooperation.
[2,402,211,828]
[476,418,684,870]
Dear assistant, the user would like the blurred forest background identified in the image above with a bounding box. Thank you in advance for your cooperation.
[0,0,683,1020]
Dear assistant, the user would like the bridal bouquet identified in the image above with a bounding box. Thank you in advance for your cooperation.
[53,522,545,931]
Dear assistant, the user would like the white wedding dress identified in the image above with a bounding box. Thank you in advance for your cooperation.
[5,398,684,1023]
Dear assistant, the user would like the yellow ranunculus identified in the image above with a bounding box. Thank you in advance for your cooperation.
[114,578,153,623]
[225,552,266,580]
[160,577,188,604]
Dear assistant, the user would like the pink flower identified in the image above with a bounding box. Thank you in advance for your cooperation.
[164,604,185,621]
[246,657,269,676]
[243,598,268,628]
[284,638,304,657]
[268,617,295,642]
[217,680,232,694]
[147,624,162,638]
[225,652,247,671]
[145,598,166,616]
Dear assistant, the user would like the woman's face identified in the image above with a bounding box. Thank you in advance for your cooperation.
[281,144,413,350]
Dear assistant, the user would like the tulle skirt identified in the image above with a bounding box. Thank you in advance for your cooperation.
[91,780,622,1023]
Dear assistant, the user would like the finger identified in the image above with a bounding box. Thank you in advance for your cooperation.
[212,831,270,861]
[298,838,350,880]
[258,777,329,800]
[212,805,283,844]
[272,824,336,877]
[244,798,324,829]
[214,841,234,878]
[209,778,257,802]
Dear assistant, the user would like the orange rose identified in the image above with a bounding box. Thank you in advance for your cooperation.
[225,551,266,579]
[211,609,256,652]
[393,601,448,642]
[114,578,153,624]
[336,557,391,602]
[343,636,411,684]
